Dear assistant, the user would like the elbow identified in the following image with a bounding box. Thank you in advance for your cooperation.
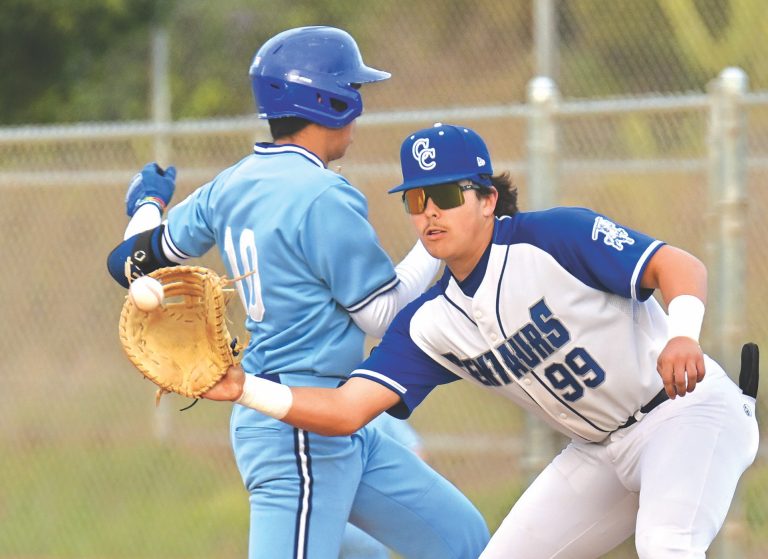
[107,242,132,288]
[694,255,708,281]
[684,251,708,296]
[314,416,367,437]
[309,408,372,437]
[365,324,388,340]
[350,312,389,339]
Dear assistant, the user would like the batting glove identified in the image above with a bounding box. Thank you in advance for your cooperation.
[125,163,177,217]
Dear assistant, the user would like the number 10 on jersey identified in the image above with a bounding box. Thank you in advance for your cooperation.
[224,226,265,322]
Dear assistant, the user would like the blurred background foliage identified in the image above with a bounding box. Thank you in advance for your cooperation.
[1,0,766,125]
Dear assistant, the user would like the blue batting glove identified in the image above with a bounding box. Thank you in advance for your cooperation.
[125,162,177,217]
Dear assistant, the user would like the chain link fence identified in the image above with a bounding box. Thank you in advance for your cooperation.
[1,1,767,557]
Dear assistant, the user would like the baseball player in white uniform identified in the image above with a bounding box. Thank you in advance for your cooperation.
[205,123,760,558]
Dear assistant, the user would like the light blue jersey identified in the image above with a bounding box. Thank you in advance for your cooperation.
[165,143,398,381]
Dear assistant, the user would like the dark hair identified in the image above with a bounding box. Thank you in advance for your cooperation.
[268,117,312,140]
[477,172,518,217]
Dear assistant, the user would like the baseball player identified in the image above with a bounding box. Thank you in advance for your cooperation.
[107,30,488,559]
[206,123,760,558]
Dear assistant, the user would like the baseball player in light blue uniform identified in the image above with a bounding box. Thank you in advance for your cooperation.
[207,123,760,558]
[107,30,488,559]
[340,415,426,559]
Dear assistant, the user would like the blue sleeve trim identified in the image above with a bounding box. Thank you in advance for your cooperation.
[348,370,412,418]
[346,276,400,313]
[631,240,665,301]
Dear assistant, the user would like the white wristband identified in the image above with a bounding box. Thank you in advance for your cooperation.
[235,374,293,419]
[667,295,705,343]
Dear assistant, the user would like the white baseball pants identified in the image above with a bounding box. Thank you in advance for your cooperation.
[480,364,759,559]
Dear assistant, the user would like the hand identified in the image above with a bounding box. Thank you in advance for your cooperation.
[202,365,246,402]
[656,337,706,399]
[125,163,177,217]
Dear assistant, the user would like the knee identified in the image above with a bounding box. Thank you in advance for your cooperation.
[428,505,489,559]
[457,508,491,558]
[340,524,388,559]
[635,527,705,559]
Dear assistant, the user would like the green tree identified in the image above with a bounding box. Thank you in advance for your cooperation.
[659,0,768,88]
[0,0,161,124]
[559,0,766,97]
[168,0,370,119]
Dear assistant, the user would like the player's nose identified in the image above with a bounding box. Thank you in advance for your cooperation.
[424,196,441,216]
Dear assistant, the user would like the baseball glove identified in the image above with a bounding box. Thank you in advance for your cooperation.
[119,265,243,404]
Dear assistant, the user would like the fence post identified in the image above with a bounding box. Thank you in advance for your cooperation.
[533,0,558,80]
[707,67,748,374]
[707,66,749,559]
[151,25,172,167]
[526,76,559,211]
[151,25,173,441]
[522,76,561,477]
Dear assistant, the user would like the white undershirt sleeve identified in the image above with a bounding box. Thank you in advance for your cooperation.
[350,240,440,338]
[123,204,163,240]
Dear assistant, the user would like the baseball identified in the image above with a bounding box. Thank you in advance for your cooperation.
[129,275,164,312]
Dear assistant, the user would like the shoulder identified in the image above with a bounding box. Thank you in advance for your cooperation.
[492,207,613,255]
[301,173,369,223]
[494,207,597,242]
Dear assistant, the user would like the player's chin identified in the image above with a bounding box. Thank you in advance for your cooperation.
[420,235,447,258]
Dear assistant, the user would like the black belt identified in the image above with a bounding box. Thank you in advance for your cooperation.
[618,389,669,429]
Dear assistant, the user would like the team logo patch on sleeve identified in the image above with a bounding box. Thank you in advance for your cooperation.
[591,216,635,251]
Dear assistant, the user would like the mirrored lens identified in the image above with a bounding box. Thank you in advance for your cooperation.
[402,183,466,214]
[403,188,426,214]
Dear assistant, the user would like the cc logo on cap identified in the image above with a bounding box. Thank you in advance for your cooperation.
[412,138,436,171]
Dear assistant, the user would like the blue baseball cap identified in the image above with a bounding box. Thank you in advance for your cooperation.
[389,123,493,193]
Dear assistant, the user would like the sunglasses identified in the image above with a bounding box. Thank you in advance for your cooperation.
[401,181,483,215]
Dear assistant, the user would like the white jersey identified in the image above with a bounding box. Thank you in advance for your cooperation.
[352,207,674,442]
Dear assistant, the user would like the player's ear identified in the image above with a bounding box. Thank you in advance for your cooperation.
[481,187,498,217]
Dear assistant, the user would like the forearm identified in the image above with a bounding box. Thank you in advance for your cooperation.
[231,374,397,436]
[124,203,162,239]
[642,245,708,343]
[284,387,377,436]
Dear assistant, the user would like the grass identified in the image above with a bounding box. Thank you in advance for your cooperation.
[0,442,248,558]
[2,433,766,558]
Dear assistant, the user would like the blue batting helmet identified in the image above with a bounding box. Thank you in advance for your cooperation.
[389,123,494,193]
[249,26,390,128]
